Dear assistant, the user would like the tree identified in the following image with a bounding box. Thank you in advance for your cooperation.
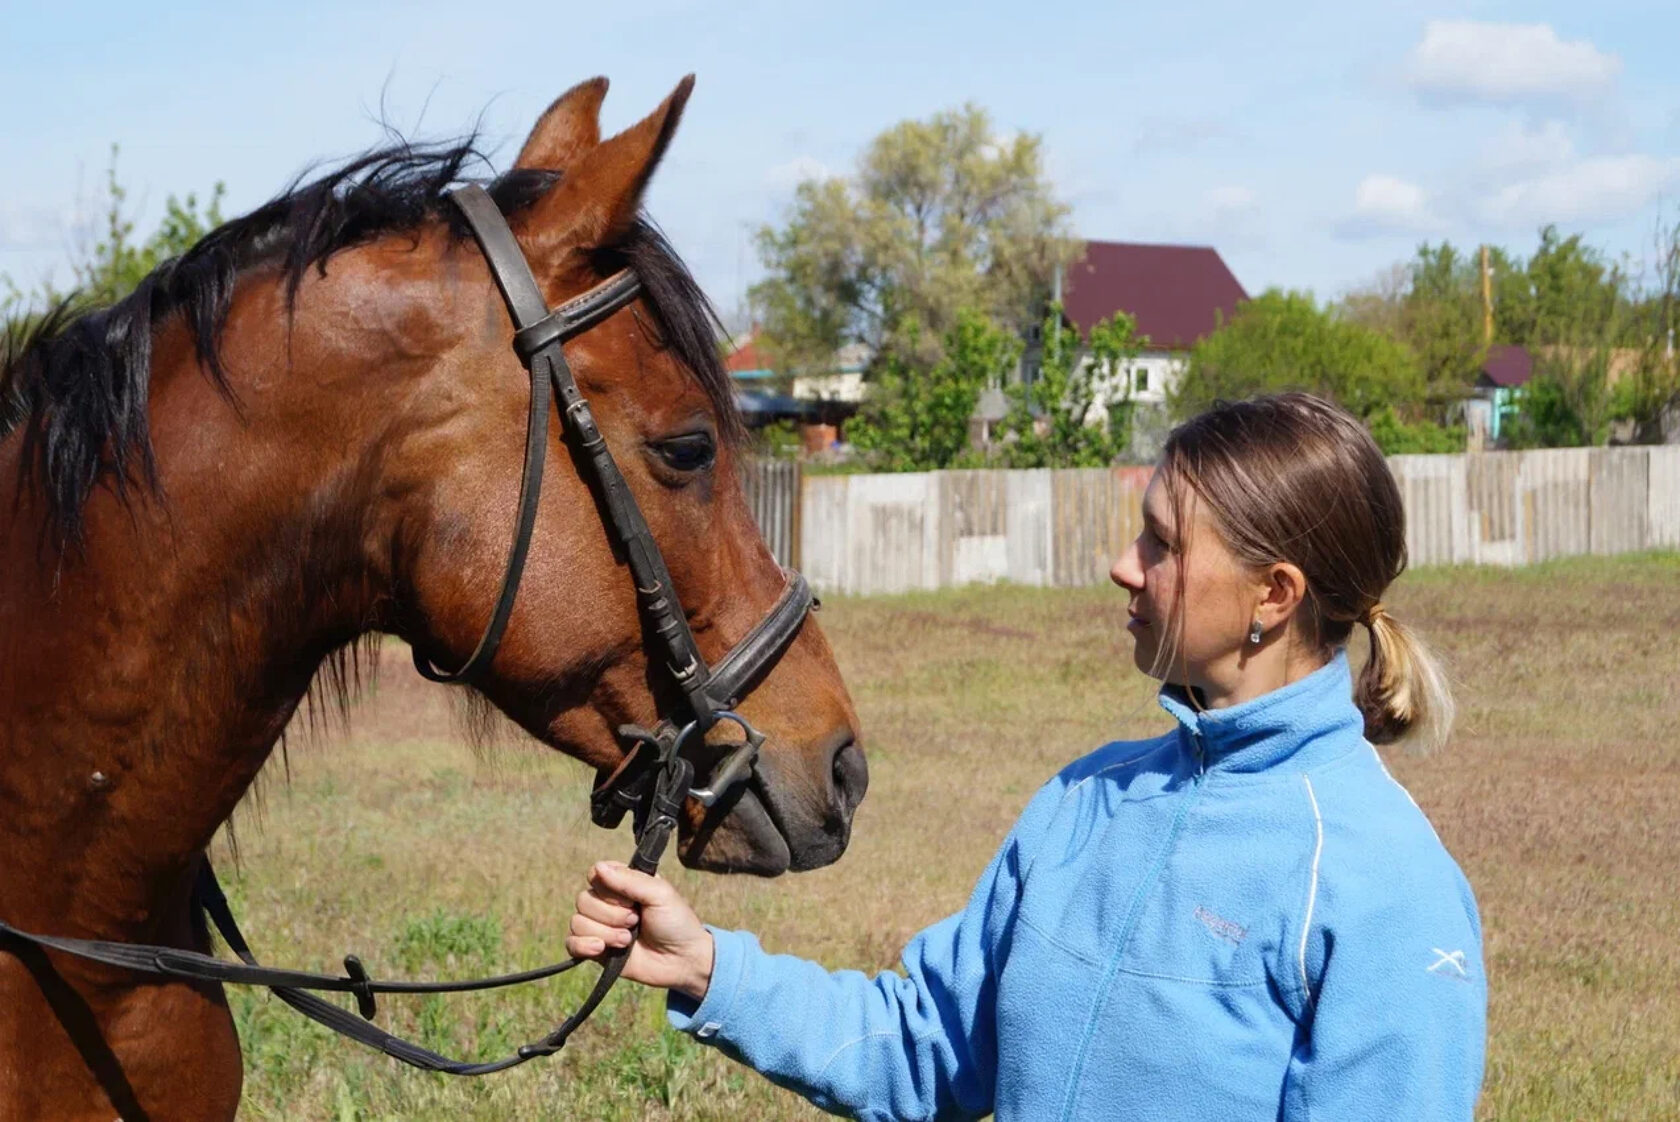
[1365,404,1467,454]
[749,104,1078,377]
[76,145,227,308]
[1501,228,1643,447]
[1173,289,1432,434]
[998,304,1139,468]
[1397,243,1489,413]
[846,309,1021,471]
[3,145,226,325]
[1615,212,1680,443]
[1520,226,1629,347]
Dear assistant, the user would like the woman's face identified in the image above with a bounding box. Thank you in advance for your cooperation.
[1110,471,1260,693]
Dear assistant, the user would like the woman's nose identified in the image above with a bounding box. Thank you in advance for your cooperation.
[1111,540,1143,590]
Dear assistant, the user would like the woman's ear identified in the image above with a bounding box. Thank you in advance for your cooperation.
[1257,561,1308,632]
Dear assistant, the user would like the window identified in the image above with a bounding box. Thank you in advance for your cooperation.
[1134,367,1150,394]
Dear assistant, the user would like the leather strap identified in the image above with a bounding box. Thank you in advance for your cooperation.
[0,184,820,1079]
[411,326,553,685]
[412,186,643,685]
[707,570,813,709]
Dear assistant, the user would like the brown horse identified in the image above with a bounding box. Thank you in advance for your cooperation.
[0,76,865,1121]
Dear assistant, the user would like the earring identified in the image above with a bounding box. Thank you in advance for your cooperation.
[1248,619,1263,645]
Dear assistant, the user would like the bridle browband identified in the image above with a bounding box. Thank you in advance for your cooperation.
[0,183,817,1076]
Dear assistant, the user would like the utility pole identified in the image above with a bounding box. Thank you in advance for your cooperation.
[1048,260,1063,368]
[1480,244,1494,346]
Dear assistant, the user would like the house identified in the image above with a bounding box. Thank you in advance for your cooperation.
[1464,344,1679,448]
[1464,344,1532,448]
[723,326,859,453]
[790,341,872,404]
[723,326,773,384]
[1016,240,1249,459]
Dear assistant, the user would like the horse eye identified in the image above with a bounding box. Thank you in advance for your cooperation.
[655,433,716,473]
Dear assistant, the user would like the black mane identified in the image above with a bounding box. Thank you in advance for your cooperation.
[1,135,737,546]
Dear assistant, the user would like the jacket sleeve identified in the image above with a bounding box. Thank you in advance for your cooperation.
[665,771,1072,1122]
[1284,867,1487,1121]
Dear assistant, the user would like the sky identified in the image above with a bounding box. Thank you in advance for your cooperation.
[3,1,1678,323]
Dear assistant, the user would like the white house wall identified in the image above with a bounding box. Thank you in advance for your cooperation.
[791,371,867,403]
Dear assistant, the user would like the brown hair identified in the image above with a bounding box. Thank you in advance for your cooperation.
[1156,392,1454,752]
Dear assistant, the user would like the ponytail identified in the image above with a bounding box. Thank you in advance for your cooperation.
[1158,394,1457,752]
[1355,605,1455,753]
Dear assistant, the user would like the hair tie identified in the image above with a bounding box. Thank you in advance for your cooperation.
[1362,601,1387,627]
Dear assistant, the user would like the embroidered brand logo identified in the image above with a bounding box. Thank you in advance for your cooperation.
[1193,905,1247,946]
[1427,948,1470,980]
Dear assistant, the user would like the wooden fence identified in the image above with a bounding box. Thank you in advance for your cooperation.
[750,447,1680,596]
[740,459,801,569]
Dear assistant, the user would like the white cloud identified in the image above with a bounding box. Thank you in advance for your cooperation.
[1334,174,1444,239]
[764,155,830,191]
[1405,20,1620,105]
[1206,185,1257,213]
[1479,154,1680,228]
[1132,116,1234,156]
[1482,120,1576,177]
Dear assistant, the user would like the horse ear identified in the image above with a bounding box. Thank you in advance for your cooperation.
[514,77,609,171]
[515,75,694,261]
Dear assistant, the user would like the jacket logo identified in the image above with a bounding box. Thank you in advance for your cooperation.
[1193,905,1247,946]
[1427,948,1470,980]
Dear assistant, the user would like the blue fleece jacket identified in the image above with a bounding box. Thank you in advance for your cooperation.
[668,652,1486,1120]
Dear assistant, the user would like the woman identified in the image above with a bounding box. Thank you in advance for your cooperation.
[567,393,1486,1120]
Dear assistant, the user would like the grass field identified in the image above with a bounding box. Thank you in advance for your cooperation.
[215,552,1680,1121]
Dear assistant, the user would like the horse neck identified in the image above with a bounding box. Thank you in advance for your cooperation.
[0,295,400,938]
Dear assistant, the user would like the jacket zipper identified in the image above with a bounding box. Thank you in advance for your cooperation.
[1056,730,1209,1121]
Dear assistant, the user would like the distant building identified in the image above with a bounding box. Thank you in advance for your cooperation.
[732,241,1251,462]
[722,326,859,453]
[1464,344,1533,448]
[790,341,872,404]
[723,327,773,382]
[1464,344,1677,448]
[1013,240,1249,460]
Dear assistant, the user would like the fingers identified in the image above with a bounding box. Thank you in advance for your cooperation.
[574,886,638,930]
[588,861,674,908]
[569,911,634,948]
[565,932,613,959]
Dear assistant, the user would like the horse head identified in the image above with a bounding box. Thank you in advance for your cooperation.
[359,78,866,873]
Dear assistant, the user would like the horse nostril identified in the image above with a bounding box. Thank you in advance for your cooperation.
[829,737,868,818]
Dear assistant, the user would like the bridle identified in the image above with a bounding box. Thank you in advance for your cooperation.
[412,183,815,846]
[0,184,816,1075]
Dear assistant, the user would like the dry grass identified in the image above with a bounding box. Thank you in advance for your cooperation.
[216,552,1680,1120]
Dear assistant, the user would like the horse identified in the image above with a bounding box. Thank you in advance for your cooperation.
[0,75,867,1121]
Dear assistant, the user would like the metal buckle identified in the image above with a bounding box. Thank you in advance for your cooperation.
[670,712,765,808]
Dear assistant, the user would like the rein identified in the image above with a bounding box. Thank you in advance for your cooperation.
[0,184,815,1076]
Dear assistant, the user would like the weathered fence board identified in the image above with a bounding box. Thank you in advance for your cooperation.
[1650,446,1680,549]
[1050,468,1149,587]
[782,447,1677,596]
[1590,448,1649,555]
[740,460,801,569]
[1521,448,1590,563]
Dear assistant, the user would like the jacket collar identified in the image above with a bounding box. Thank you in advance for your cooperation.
[1157,650,1364,774]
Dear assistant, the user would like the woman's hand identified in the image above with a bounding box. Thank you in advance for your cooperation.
[566,861,714,1001]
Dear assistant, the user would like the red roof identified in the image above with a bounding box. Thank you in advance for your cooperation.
[1479,344,1533,388]
[1061,241,1248,350]
[725,332,768,373]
